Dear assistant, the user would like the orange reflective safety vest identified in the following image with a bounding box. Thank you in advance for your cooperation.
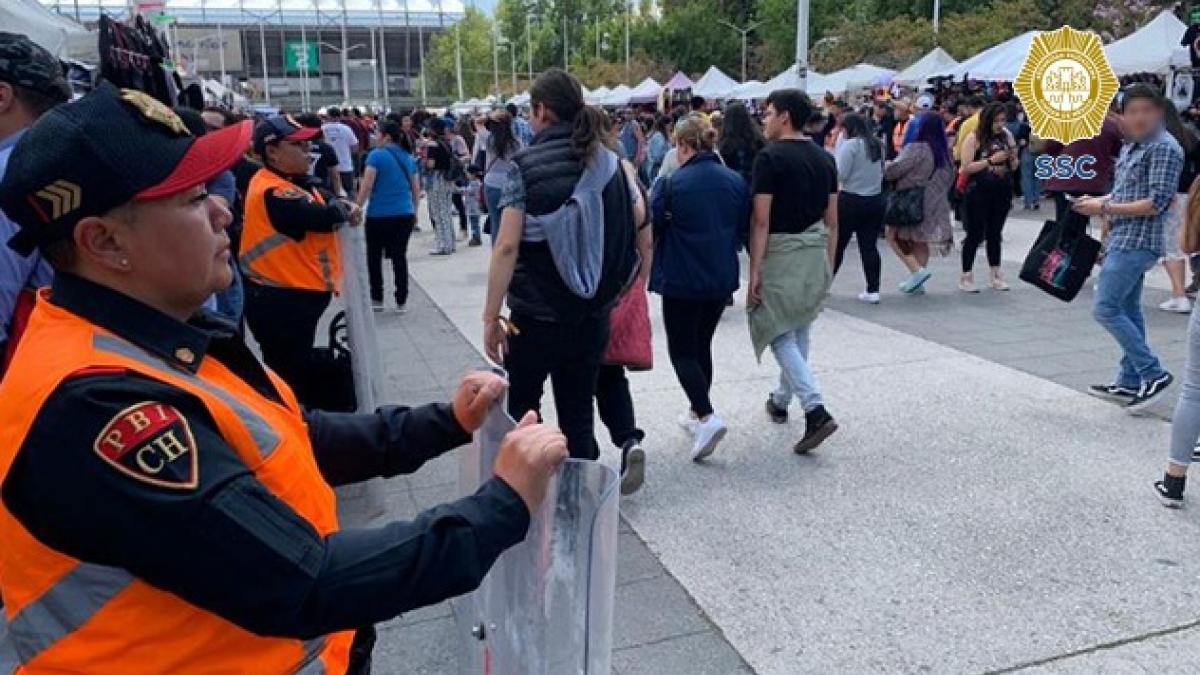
[0,293,354,674]
[241,169,342,293]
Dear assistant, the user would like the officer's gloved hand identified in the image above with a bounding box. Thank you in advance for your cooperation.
[451,371,507,433]
[493,411,568,514]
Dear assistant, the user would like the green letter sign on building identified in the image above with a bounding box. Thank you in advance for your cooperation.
[285,41,319,74]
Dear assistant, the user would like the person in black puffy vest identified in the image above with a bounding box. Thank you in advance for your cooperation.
[481,68,638,461]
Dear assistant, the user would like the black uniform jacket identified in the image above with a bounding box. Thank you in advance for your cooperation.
[2,273,529,639]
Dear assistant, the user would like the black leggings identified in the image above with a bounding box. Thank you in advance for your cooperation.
[662,296,726,418]
[595,364,644,449]
[962,178,1011,273]
[365,214,415,306]
[451,192,468,232]
[243,282,331,406]
[833,192,886,293]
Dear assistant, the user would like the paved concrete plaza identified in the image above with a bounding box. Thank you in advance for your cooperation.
[348,203,1200,674]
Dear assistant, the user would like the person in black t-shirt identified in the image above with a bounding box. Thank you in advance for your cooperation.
[297,113,344,196]
[748,88,840,455]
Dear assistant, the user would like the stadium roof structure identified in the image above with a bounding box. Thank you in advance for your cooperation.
[39,0,465,28]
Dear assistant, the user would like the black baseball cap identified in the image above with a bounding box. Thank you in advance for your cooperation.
[0,32,71,102]
[252,114,320,156]
[0,81,252,255]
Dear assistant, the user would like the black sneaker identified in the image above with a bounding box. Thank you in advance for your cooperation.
[619,438,645,496]
[765,397,788,424]
[1126,373,1174,414]
[1155,474,1186,508]
[468,236,482,247]
[795,406,838,454]
[1087,383,1139,403]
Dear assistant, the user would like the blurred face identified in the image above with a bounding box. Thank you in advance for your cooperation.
[266,138,312,175]
[80,185,232,319]
[401,116,413,130]
[1122,97,1163,140]
[992,113,1007,133]
[895,104,910,121]
[763,104,785,140]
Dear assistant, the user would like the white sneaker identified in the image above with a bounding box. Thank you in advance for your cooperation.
[857,291,881,304]
[677,412,699,432]
[690,414,727,462]
[1159,296,1193,314]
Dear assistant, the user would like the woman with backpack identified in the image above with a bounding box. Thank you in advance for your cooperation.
[356,120,421,313]
[482,69,640,461]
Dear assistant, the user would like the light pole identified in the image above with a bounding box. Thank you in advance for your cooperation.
[624,0,630,81]
[795,0,809,90]
[320,41,366,103]
[718,19,761,82]
[563,11,569,72]
[507,40,516,94]
[492,26,500,96]
[376,0,390,108]
[933,0,940,44]
[455,23,464,102]
[525,14,535,84]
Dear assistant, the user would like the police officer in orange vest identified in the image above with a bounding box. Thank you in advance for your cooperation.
[0,82,567,674]
[240,114,360,406]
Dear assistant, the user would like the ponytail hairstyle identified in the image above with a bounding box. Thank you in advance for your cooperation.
[673,113,718,153]
[529,68,612,161]
[841,112,882,163]
[380,119,415,153]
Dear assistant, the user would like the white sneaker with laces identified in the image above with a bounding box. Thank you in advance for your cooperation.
[857,291,881,304]
[691,414,727,462]
[1159,296,1193,314]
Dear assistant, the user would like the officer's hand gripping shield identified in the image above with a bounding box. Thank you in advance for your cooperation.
[454,394,620,675]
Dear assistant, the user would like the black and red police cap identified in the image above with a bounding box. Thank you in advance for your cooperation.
[0,81,252,256]
[252,114,320,157]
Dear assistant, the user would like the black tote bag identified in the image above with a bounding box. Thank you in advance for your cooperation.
[1019,220,1102,302]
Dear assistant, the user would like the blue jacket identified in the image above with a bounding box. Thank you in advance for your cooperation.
[649,151,746,300]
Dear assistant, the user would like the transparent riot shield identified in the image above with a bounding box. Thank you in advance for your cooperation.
[454,397,619,675]
[336,224,383,412]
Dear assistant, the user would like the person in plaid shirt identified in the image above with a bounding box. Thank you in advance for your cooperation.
[1075,84,1184,414]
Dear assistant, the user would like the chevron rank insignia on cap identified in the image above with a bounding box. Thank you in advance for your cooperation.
[32,179,81,221]
[120,89,190,137]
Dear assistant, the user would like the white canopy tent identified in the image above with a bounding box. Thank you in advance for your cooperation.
[946,30,1038,81]
[627,77,662,105]
[894,47,960,87]
[7,0,95,61]
[822,63,896,92]
[510,91,530,106]
[1104,10,1190,75]
[762,65,831,96]
[585,86,611,105]
[601,85,633,107]
[693,66,739,99]
[727,79,764,100]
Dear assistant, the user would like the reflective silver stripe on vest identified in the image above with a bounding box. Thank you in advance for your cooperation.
[0,563,134,668]
[240,232,291,269]
[93,334,281,460]
[0,612,20,674]
[317,250,334,292]
[295,636,326,674]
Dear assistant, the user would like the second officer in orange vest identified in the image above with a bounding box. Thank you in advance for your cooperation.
[0,82,567,674]
[240,114,361,406]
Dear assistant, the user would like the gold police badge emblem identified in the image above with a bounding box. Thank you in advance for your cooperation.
[120,88,191,137]
[1014,26,1119,145]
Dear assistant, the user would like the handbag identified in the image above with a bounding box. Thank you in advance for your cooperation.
[603,278,652,371]
[885,164,933,228]
[305,311,358,412]
[1019,220,1102,302]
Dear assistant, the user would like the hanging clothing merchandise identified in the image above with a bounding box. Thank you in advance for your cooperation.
[98,14,179,107]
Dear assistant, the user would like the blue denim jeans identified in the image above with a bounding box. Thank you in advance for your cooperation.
[1020,150,1042,208]
[484,185,504,245]
[769,323,824,413]
[1093,248,1167,388]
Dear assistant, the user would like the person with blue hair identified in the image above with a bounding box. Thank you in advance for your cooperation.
[883,111,955,294]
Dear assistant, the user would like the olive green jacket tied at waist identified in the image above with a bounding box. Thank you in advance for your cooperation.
[748,225,831,361]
